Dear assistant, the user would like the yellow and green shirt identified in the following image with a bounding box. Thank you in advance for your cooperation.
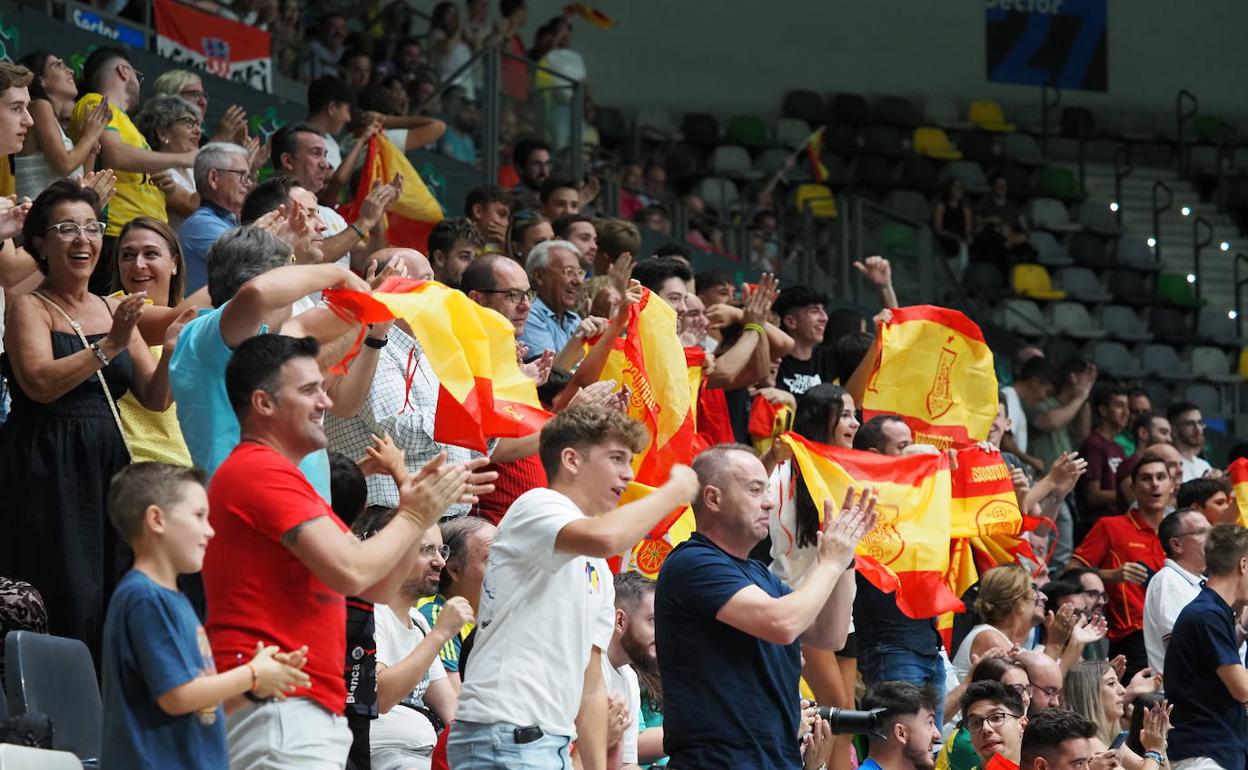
[71,93,167,236]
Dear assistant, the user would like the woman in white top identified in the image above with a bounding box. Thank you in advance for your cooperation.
[428,1,474,99]
[953,564,1046,679]
[762,382,860,770]
[133,96,201,228]
[15,52,109,200]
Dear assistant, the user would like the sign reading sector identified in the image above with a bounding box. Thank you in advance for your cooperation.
[985,0,1107,91]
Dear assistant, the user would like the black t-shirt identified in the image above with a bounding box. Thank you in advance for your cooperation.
[852,574,941,657]
[344,597,378,719]
[776,348,838,396]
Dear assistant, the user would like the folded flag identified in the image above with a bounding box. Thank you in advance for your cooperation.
[778,432,963,619]
[749,393,795,456]
[338,134,443,253]
[615,481,695,578]
[863,305,999,449]
[806,126,829,183]
[1231,458,1248,527]
[323,277,548,452]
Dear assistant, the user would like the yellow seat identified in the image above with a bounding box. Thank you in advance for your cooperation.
[1012,264,1067,300]
[969,100,1017,132]
[913,127,963,160]
[1239,348,1248,378]
[794,183,838,219]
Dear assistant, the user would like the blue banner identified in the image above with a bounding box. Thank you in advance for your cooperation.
[985,0,1107,91]
[70,6,145,49]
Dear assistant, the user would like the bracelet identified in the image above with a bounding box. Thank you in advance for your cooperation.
[1143,752,1164,766]
[246,662,258,692]
[364,335,388,349]
[89,341,110,366]
[743,322,766,337]
[350,222,368,240]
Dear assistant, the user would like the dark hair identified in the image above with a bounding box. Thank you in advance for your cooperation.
[631,257,693,294]
[351,505,397,539]
[1125,693,1165,757]
[791,383,851,548]
[339,48,371,68]
[500,0,525,17]
[853,414,906,453]
[464,185,510,217]
[270,122,321,171]
[1021,709,1100,766]
[16,52,53,102]
[635,204,671,228]
[1177,477,1231,510]
[1158,509,1198,560]
[1018,356,1058,389]
[80,46,128,94]
[308,75,354,114]
[1058,567,1099,587]
[108,462,207,544]
[536,366,572,408]
[225,335,320,421]
[1039,580,1082,607]
[460,253,509,294]
[652,241,689,260]
[861,681,938,744]
[1130,451,1168,483]
[1127,387,1149,401]
[1205,523,1248,577]
[1090,381,1126,423]
[428,217,484,258]
[970,655,1027,684]
[538,405,649,482]
[539,175,578,203]
[614,571,656,610]
[1166,400,1201,425]
[439,516,492,595]
[1131,411,1164,443]
[23,179,102,268]
[772,284,828,320]
[552,213,593,239]
[512,136,551,170]
[827,307,868,344]
[694,270,732,295]
[834,330,874,388]
[329,451,367,526]
[960,679,1024,718]
[241,174,301,224]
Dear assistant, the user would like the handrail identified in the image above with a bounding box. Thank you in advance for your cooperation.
[1192,215,1213,303]
[1234,252,1248,338]
[1151,180,1173,262]
[1040,81,1060,155]
[1112,144,1133,226]
[1176,89,1199,177]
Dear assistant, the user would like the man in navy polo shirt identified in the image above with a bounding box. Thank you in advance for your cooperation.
[1165,523,1248,770]
[655,444,876,770]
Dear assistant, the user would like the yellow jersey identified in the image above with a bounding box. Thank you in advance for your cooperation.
[71,93,167,236]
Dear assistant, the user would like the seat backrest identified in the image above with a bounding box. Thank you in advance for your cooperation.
[899,156,938,191]
[1079,200,1118,232]
[1029,231,1064,263]
[882,189,928,223]
[875,96,919,128]
[758,147,794,175]
[854,154,893,187]
[663,143,701,177]
[832,92,871,125]
[794,184,837,219]
[1013,264,1055,294]
[1051,301,1092,330]
[969,99,1008,128]
[1102,305,1143,333]
[1183,383,1222,416]
[4,631,102,762]
[865,125,904,155]
[1149,307,1187,338]
[1029,198,1070,227]
[725,115,768,147]
[1003,299,1045,329]
[965,264,1006,293]
[1117,236,1157,269]
[1109,270,1148,301]
[710,145,751,174]
[1197,308,1237,343]
[782,90,828,124]
[0,744,85,770]
[1156,273,1198,306]
[914,126,953,154]
[696,176,739,212]
[637,107,676,136]
[680,112,720,144]
[957,131,998,163]
[775,118,812,149]
[1142,344,1182,373]
[924,96,960,127]
[1003,133,1043,162]
[1068,232,1105,264]
[1092,340,1132,369]
[1190,346,1230,377]
[941,160,988,189]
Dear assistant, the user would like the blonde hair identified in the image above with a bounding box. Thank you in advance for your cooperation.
[0,62,33,91]
[972,564,1032,625]
[1063,660,1117,743]
[151,69,201,97]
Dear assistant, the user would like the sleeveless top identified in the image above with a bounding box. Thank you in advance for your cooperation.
[952,623,1005,679]
[15,120,79,201]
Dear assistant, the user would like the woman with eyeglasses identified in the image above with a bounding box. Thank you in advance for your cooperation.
[134,95,202,227]
[0,181,188,663]
[1064,660,1169,770]
[953,565,1047,680]
[14,52,110,200]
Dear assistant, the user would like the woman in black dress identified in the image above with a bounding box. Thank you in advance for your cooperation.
[933,176,974,265]
[0,180,180,661]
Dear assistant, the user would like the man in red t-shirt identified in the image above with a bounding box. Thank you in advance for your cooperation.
[1070,453,1171,681]
[204,334,490,769]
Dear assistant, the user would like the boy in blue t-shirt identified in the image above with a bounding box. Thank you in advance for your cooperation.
[101,462,313,770]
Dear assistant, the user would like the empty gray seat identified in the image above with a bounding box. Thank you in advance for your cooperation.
[1100,305,1153,342]
[0,744,85,770]
[774,118,812,149]
[1117,235,1160,271]
[1031,231,1073,266]
[1078,200,1123,236]
[1182,382,1222,416]
[1090,341,1145,378]
[994,299,1047,337]
[882,190,929,223]
[5,631,102,764]
[1002,133,1045,165]
[1140,344,1192,380]
[1141,381,1174,411]
[709,145,753,176]
[939,161,990,195]
[1189,346,1240,382]
[1197,308,1245,346]
[1189,145,1222,175]
[1029,198,1082,232]
[1046,302,1106,339]
[924,96,965,129]
[1056,267,1113,302]
[695,176,741,213]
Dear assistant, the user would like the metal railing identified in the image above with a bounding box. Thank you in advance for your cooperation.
[1040,81,1060,155]
[1192,215,1213,303]
[1152,179,1172,262]
[1234,252,1248,338]
[1112,144,1133,226]
[1175,89,1199,177]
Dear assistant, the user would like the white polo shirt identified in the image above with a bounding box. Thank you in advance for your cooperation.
[1143,558,1203,673]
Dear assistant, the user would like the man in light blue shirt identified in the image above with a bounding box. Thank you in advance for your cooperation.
[518,239,584,357]
[178,143,253,293]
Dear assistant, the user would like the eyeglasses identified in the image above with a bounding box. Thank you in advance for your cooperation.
[126,63,143,83]
[552,266,586,280]
[965,711,1019,734]
[1174,529,1210,539]
[479,288,536,304]
[215,168,253,184]
[45,221,105,239]
[45,57,70,73]
[1082,589,1106,602]
[1033,685,1061,701]
[175,116,202,130]
[419,544,451,559]
[180,88,206,101]
[1007,683,1034,699]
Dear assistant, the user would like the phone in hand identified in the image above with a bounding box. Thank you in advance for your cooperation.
[1110,730,1128,750]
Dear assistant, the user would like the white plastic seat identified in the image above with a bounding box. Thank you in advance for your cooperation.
[1045,302,1106,339]
[994,299,1046,337]
[1028,198,1082,233]
[1189,346,1240,382]
[775,118,812,149]
[1099,305,1153,342]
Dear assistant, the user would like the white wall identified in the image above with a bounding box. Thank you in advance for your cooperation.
[520,0,1248,123]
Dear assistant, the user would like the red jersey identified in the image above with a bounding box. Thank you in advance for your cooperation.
[1071,509,1165,640]
[204,442,350,714]
[473,454,547,525]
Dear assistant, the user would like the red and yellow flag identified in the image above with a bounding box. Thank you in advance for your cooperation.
[863,305,999,449]
[806,126,829,183]
[616,481,696,578]
[338,135,443,253]
[563,3,614,28]
[323,277,548,452]
[595,288,696,485]
[1230,458,1248,526]
[778,432,964,619]
[749,394,795,456]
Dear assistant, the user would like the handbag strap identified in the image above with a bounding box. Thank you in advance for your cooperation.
[30,290,133,462]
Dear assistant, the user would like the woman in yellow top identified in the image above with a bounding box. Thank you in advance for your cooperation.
[111,216,192,465]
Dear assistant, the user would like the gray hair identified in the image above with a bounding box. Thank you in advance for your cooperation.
[525,238,579,281]
[194,142,249,192]
[206,225,292,309]
[133,95,200,151]
[438,516,494,595]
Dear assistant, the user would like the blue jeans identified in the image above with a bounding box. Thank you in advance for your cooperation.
[860,644,947,726]
[447,721,572,770]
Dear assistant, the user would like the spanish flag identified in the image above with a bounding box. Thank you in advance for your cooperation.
[778,432,964,619]
[323,277,548,452]
[863,305,999,449]
[1230,458,1248,526]
[563,3,614,28]
[616,481,695,578]
[594,288,696,485]
[749,393,795,456]
[338,135,443,254]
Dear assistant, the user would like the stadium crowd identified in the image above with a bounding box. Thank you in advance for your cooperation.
[0,3,1247,770]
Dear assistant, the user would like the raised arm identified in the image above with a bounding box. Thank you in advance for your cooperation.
[554,465,699,558]
[97,130,197,175]
[219,263,368,348]
[30,98,107,176]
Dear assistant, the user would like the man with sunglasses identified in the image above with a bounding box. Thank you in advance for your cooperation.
[1143,508,1212,674]
[961,680,1029,770]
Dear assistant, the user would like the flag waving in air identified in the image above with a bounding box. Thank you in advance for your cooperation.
[1231,458,1248,527]
[338,134,443,252]
[863,305,999,449]
[806,126,829,183]
[778,432,964,619]
[323,277,548,452]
